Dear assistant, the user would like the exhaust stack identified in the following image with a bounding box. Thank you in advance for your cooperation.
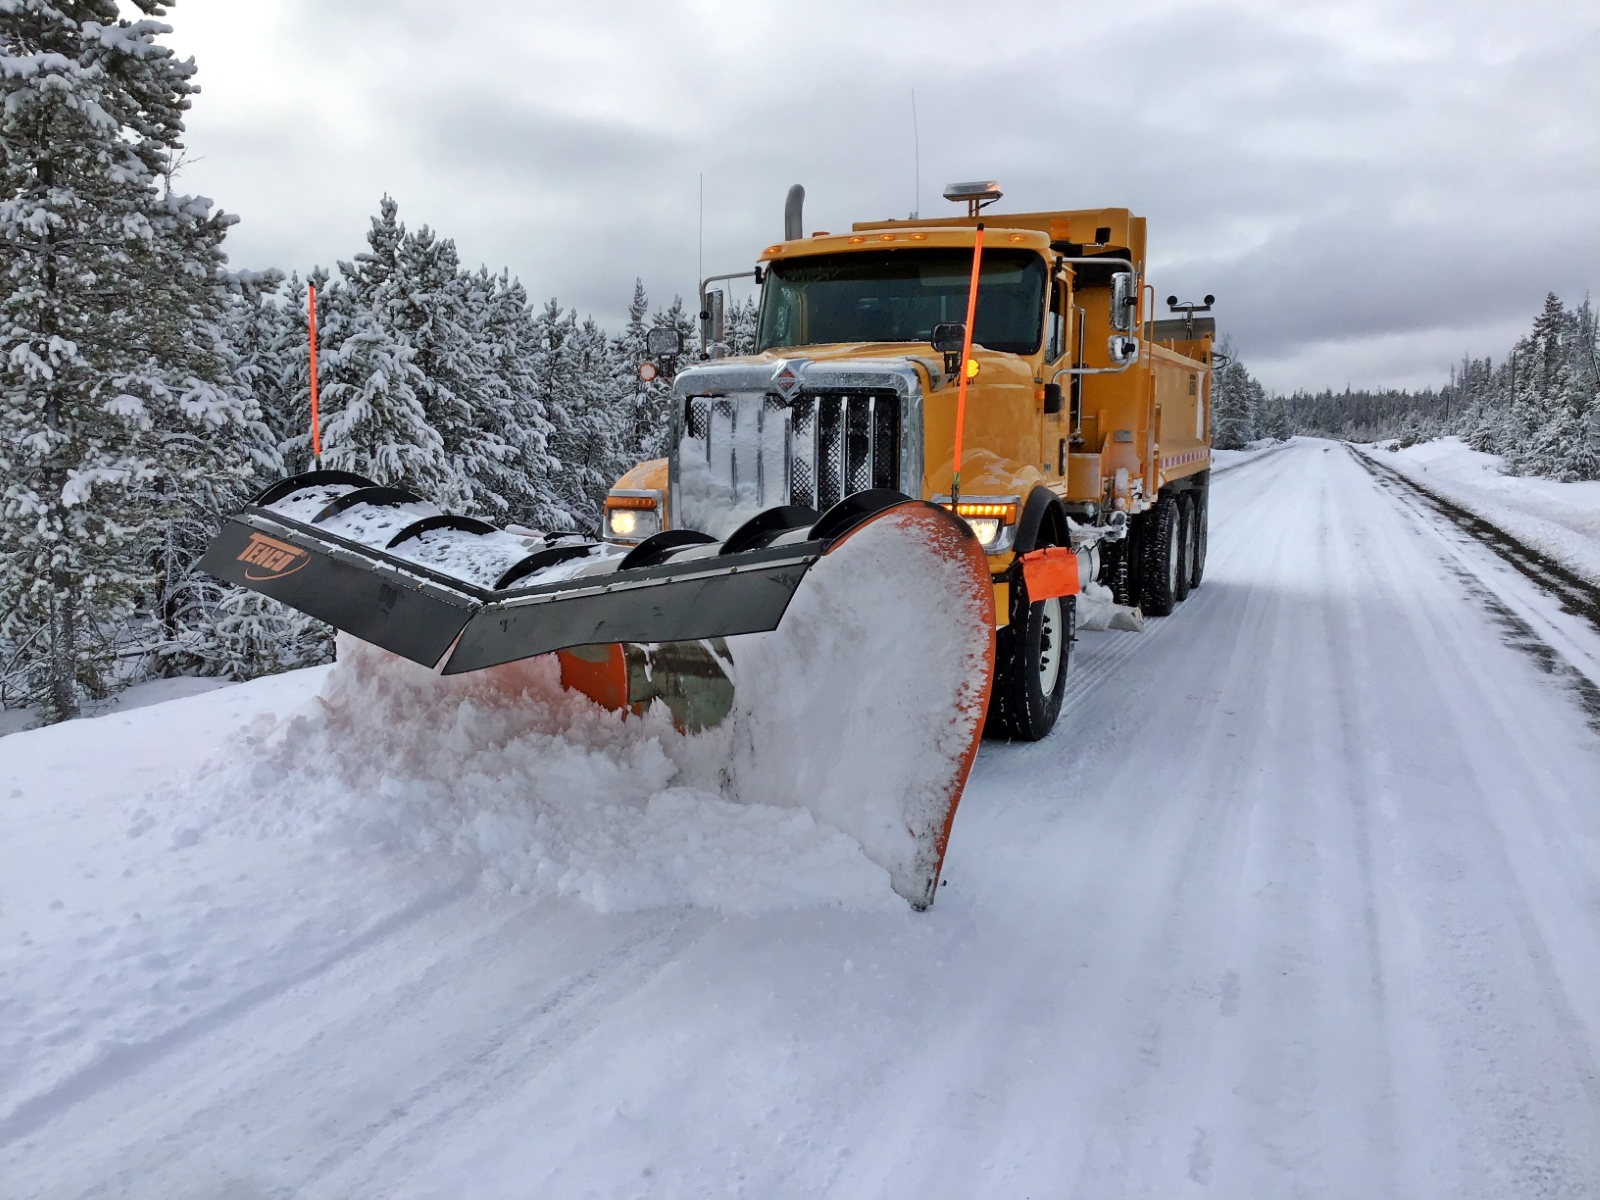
[784,184,804,240]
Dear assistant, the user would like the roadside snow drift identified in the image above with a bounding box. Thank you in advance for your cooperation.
[180,504,993,913]
[185,641,895,914]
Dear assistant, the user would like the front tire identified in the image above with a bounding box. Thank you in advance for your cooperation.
[986,577,1073,741]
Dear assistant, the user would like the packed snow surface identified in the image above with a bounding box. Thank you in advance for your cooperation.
[5,438,1600,1197]
[1368,435,1600,584]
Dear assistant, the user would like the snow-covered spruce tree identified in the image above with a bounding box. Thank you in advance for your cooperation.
[725,294,759,357]
[0,0,267,719]
[316,281,456,499]
[611,279,671,462]
[253,269,324,478]
[536,299,624,531]
[342,198,515,514]
[1257,388,1291,441]
[1209,341,1256,449]
[1513,295,1599,481]
[473,267,567,530]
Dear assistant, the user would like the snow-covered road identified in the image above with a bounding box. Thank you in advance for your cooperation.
[5,437,1600,1198]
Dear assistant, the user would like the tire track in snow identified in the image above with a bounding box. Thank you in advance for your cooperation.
[1342,442,1600,1189]
[1351,447,1600,733]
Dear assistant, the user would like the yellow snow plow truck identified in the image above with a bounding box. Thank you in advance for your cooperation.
[201,182,1212,908]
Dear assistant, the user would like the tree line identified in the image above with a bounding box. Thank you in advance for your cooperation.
[1279,294,1600,480]
[1,2,756,722]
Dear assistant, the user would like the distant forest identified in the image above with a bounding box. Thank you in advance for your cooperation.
[1271,295,1600,481]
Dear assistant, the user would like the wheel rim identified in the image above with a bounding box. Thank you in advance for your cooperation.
[1037,596,1063,695]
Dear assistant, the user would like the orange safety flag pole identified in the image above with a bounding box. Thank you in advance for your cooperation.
[307,284,322,467]
[950,223,983,506]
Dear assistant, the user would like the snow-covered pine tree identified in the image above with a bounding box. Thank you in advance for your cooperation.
[725,294,759,357]
[343,198,520,515]
[1257,388,1291,440]
[259,269,327,479]
[1209,340,1255,450]
[474,267,567,530]
[0,0,265,719]
[317,288,456,499]
[611,279,669,462]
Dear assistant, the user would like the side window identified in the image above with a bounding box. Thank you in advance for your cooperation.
[1045,279,1066,362]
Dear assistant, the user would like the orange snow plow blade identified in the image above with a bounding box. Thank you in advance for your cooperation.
[202,474,995,907]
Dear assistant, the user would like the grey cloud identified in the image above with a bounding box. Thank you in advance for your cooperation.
[172,0,1600,393]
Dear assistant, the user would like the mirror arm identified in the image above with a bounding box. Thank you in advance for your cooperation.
[699,269,762,309]
[1053,357,1137,379]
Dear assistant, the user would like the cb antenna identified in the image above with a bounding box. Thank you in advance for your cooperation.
[911,90,920,219]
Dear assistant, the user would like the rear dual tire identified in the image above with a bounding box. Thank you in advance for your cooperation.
[1139,495,1185,616]
[1139,491,1207,615]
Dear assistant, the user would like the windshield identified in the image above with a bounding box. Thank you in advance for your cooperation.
[756,248,1048,355]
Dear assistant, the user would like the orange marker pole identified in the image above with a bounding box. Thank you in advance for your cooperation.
[951,223,983,507]
[307,284,322,468]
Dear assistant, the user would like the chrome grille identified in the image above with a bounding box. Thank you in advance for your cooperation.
[681,391,899,521]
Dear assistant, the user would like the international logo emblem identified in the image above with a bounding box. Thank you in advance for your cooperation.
[236,532,309,581]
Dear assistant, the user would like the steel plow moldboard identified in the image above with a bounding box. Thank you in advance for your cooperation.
[202,506,828,674]
[200,512,482,668]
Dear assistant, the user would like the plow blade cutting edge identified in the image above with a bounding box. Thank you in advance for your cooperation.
[201,471,996,906]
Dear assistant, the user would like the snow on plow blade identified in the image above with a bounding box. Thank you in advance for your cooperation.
[201,470,888,674]
[201,472,996,907]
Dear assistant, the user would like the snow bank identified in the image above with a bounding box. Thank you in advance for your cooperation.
[180,639,898,914]
[167,505,990,914]
[721,504,993,903]
[1212,438,1290,472]
[1370,437,1600,585]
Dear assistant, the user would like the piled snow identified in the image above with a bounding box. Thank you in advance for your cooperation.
[1370,436,1600,584]
[157,504,990,913]
[181,638,898,915]
[722,505,993,902]
[1211,438,1289,472]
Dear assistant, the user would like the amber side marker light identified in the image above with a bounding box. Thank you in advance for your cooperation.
[939,501,1017,549]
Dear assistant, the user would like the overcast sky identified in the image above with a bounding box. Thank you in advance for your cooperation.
[163,0,1600,393]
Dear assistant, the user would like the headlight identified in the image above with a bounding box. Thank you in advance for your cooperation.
[964,516,1002,546]
[938,499,1019,551]
[603,492,662,543]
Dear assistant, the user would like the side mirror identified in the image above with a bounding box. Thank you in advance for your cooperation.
[1109,272,1136,333]
[930,322,965,354]
[646,326,683,358]
[1108,335,1139,366]
[1043,383,1063,414]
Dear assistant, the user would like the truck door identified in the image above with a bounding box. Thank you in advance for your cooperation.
[1043,273,1071,481]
